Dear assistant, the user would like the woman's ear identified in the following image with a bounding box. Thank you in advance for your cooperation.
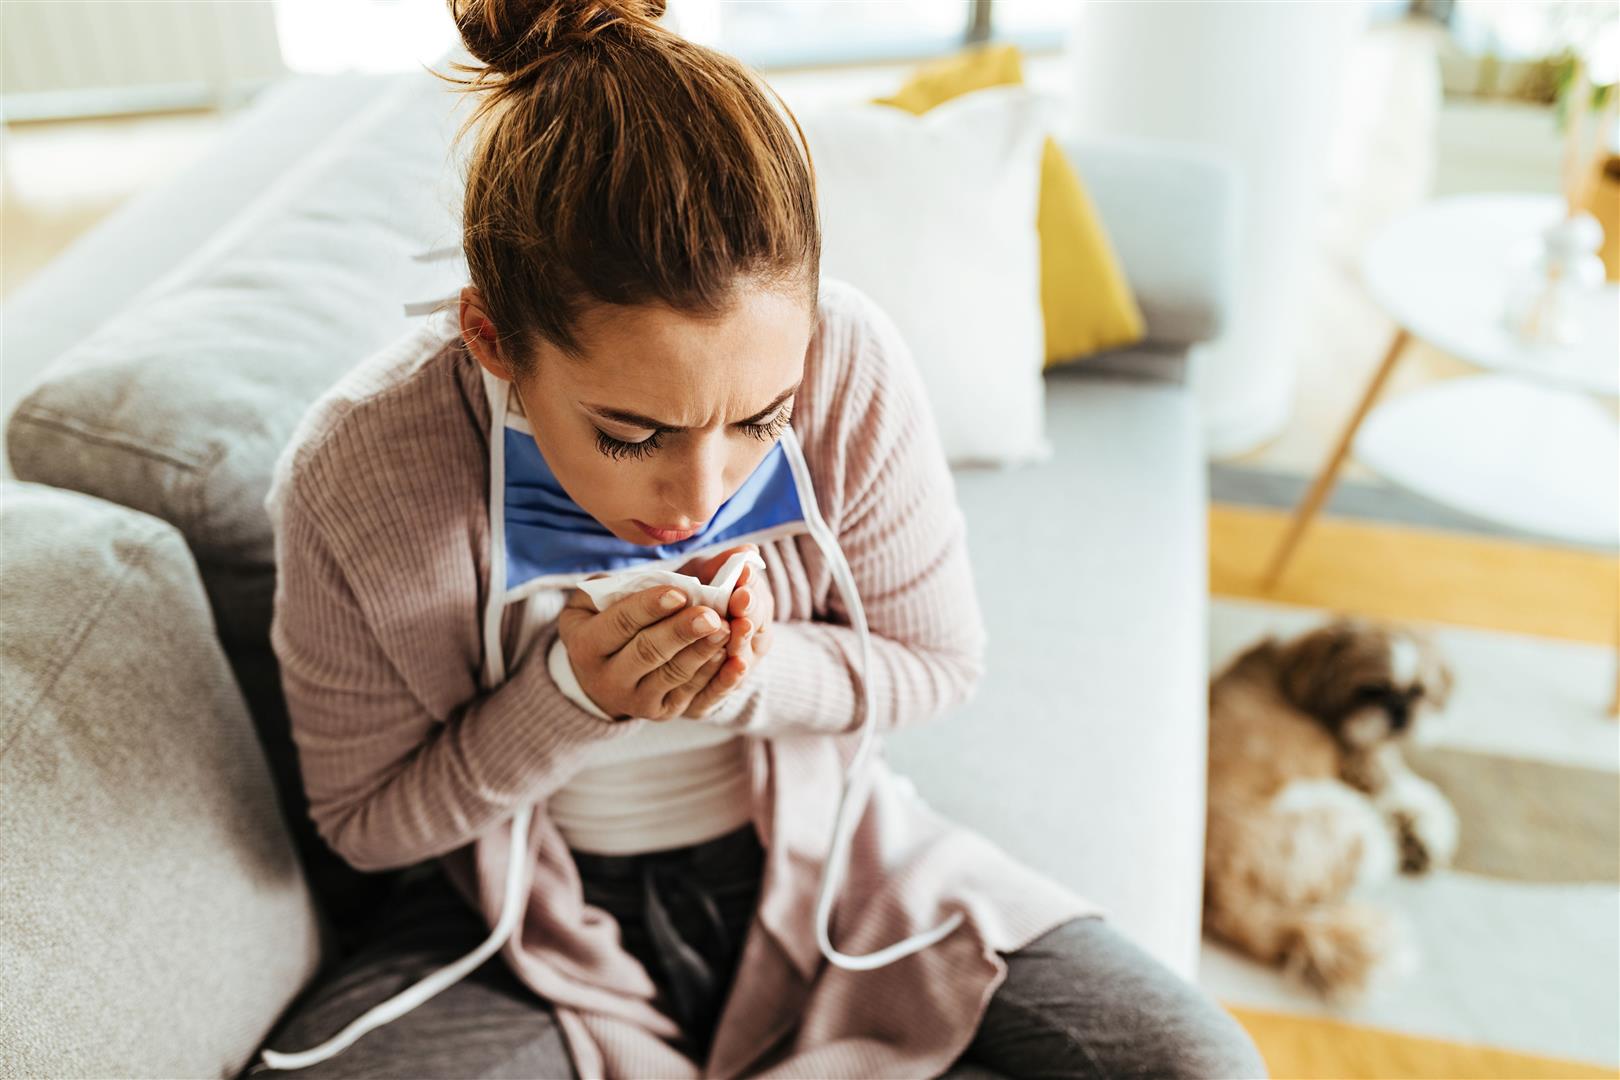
[460,286,514,380]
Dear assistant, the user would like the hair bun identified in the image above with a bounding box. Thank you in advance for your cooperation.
[450,0,668,78]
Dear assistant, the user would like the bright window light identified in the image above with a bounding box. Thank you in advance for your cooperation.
[273,0,459,74]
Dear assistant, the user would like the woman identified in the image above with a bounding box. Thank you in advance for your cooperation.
[252,1,1269,1077]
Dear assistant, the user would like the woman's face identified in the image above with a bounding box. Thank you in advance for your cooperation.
[461,284,814,546]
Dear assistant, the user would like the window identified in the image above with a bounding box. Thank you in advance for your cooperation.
[669,0,1070,69]
[273,0,1072,77]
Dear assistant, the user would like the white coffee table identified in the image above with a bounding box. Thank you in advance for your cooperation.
[1260,193,1620,714]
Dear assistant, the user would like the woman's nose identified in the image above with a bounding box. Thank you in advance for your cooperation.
[663,441,729,526]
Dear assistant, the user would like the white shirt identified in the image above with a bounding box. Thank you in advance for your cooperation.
[546,635,752,854]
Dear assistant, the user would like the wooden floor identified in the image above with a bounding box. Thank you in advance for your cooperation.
[1212,503,1618,646]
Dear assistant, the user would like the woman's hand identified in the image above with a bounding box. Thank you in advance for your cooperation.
[672,544,775,719]
[556,582,735,722]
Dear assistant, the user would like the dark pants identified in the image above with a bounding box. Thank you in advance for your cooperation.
[250,825,1268,1079]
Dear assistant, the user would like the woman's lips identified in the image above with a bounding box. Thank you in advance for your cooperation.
[634,519,699,542]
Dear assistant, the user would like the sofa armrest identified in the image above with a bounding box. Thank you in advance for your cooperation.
[1059,134,1240,349]
[0,481,326,1079]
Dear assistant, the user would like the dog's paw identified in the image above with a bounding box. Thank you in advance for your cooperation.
[1281,901,1402,1003]
[1393,811,1433,874]
[1375,775,1458,875]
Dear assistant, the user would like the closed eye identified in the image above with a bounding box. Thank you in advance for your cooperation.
[593,403,793,461]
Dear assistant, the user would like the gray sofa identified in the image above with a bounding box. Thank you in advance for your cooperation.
[0,61,1236,1079]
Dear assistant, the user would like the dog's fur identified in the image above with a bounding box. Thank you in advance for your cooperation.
[1204,615,1457,1001]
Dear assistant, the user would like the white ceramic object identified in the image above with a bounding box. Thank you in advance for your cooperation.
[1361,193,1619,396]
[1501,210,1609,346]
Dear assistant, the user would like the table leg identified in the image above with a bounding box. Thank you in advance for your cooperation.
[1610,597,1619,719]
[1260,328,1411,590]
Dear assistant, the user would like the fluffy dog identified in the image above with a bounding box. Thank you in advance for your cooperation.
[1203,615,1457,1000]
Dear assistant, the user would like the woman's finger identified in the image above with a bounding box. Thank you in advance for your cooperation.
[668,648,727,713]
[726,617,753,658]
[639,633,726,703]
[684,651,746,718]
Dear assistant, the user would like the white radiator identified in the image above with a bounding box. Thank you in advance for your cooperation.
[1,0,286,121]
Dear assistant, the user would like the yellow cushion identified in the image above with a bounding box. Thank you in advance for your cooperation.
[872,43,1147,368]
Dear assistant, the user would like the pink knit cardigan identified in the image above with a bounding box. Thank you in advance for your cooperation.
[264,276,1107,1078]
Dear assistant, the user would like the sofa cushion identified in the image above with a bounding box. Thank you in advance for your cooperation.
[799,85,1050,467]
[884,368,1209,979]
[0,481,324,1078]
[1061,136,1237,348]
[871,42,1149,369]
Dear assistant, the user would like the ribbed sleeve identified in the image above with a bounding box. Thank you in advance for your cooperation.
[269,485,649,872]
[697,282,988,737]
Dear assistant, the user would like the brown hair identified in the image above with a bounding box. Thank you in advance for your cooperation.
[431,0,821,376]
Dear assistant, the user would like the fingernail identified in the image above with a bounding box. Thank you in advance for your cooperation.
[694,611,720,633]
[661,590,685,610]
[707,629,729,644]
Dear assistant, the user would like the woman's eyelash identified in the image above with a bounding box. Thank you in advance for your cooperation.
[592,406,792,460]
[743,406,793,442]
[594,428,664,460]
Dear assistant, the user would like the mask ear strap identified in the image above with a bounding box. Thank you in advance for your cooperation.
[412,244,462,262]
[402,244,465,316]
[256,805,533,1070]
[403,292,459,317]
[775,429,964,972]
[482,368,512,687]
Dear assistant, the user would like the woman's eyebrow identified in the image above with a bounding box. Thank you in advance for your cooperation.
[584,380,802,431]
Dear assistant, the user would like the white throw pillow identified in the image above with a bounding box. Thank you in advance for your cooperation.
[795,84,1052,467]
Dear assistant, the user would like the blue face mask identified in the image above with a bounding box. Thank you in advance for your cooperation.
[253,261,962,1074]
[492,369,812,596]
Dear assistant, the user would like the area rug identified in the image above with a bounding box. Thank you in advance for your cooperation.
[1201,492,1619,1078]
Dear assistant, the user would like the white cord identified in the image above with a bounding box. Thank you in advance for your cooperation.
[256,805,534,1070]
[776,430,964,971]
